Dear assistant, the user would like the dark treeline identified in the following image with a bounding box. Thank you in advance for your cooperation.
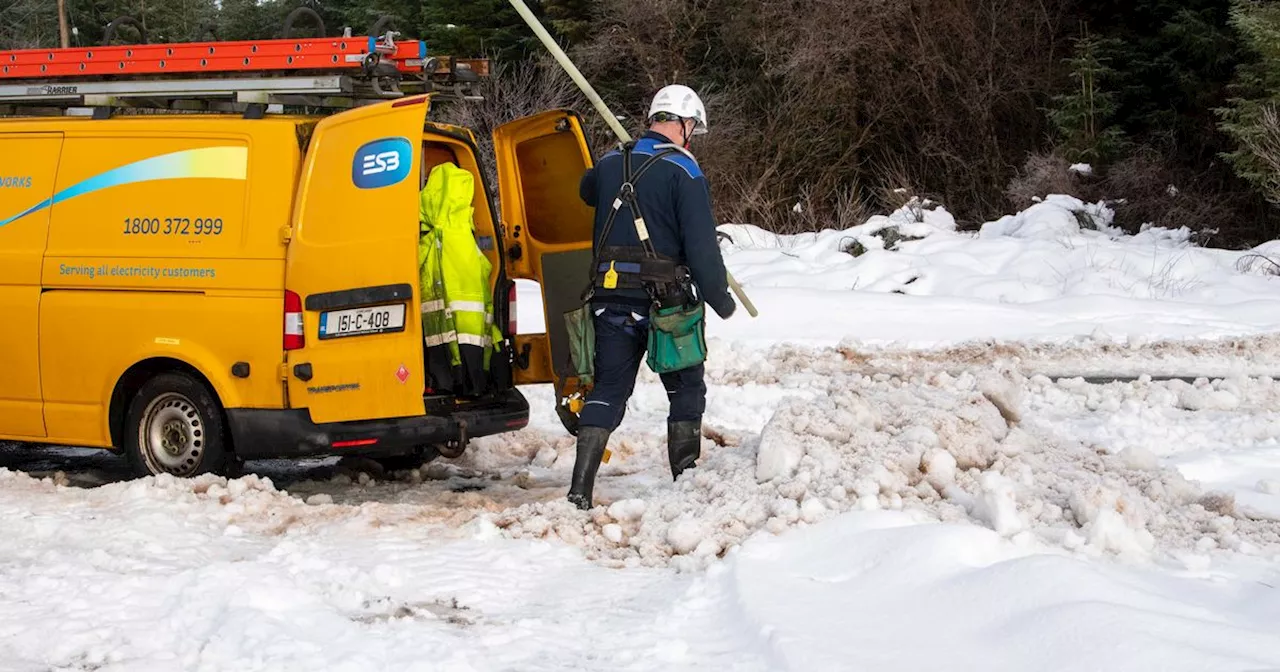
[7,0,1280,245]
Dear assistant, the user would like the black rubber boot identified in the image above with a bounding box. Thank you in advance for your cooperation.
[567,426,610,510]
[668,419,702,480]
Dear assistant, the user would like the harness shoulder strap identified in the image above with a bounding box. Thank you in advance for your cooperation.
[619,144,679,259]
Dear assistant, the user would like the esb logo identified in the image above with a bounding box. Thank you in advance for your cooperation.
[352,137,412,189]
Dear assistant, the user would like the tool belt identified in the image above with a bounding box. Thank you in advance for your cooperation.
[592,244,691,300]
[593,247,680,289]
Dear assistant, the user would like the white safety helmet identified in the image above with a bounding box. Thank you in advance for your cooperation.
[647,84,708,135]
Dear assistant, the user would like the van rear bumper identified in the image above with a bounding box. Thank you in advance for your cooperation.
[225,387,530,460]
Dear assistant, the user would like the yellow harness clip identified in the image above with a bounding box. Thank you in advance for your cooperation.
[602,261,619,289]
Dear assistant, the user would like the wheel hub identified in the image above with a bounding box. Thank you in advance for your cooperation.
[138,392,205,476]
[160,420,187,456]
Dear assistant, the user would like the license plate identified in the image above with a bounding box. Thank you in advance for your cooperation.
[318,304,406,339]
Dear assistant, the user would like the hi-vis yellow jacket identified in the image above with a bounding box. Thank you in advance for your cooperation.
[418,162,500,395]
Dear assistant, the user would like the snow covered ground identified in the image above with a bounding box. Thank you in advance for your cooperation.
[4,195,1280,671]
[522,195,1280,356]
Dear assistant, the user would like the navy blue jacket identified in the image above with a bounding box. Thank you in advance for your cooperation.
[579,131,735,319]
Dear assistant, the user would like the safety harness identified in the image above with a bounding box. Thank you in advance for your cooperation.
[580,141,694,308]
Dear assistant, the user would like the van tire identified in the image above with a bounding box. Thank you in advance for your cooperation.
[124,372,230,478]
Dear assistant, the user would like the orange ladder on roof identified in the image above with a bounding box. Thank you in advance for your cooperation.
[0,34,488,79]
[0,32,488,113]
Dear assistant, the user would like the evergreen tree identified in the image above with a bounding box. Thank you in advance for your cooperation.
[214,0,339,42]
[1219,0,1280,204]
[0,0,59,49]
[331,0,421,39]
[1047,30,1127,165]
[216,0,278,41]
[542,0,594,44]
[30,0,221,46]
[1079,0,1243,163]
[420,0,538,62]
[146,0,218,42]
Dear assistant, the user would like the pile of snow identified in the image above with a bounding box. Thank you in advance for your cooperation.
[1025,373,1280,520]
[663,195,1280,349]
[719,195,1280,303]
[0,469,781,671]
[480,368,1280,572]
[227,333,1280,574]
[729,509,1280,672]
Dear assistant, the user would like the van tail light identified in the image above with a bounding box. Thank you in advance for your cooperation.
[332,438,379,448]
[284,289,305,351]
[507,282,518,335]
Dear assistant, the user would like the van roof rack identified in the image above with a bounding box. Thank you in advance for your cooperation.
[0,32,489,116]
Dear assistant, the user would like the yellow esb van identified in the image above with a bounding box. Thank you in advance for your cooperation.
[0,90,596,477]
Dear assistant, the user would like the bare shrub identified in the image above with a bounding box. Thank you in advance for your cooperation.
[1000,145,1263,246]
[831,183,876,230]
[716,173,785,230]
[1236,253,1280,276]
[430,54,608,218]
[1100,146,1250,244]
[1005,152,1092,209]
[573,0,1072,233]
[872,154,926,214]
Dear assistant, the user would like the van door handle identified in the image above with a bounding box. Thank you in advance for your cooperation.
[293,363,313,381]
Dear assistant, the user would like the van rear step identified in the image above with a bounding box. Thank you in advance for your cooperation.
[226,388,529,460]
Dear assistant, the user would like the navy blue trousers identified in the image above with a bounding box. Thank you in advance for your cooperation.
[578,303,707,431]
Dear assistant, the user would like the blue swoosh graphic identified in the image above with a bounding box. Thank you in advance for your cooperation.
[0,146,248,228]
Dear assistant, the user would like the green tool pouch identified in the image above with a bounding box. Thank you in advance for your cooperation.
[563,303,596,386]
[646,301,708,375]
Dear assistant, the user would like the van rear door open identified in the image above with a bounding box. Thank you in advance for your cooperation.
[284,96,428,424]
[493,110,595,400]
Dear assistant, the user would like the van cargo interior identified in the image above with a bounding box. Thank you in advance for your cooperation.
[417,139,508,402]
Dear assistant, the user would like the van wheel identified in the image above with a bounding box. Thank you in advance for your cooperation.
[124,372,229,478]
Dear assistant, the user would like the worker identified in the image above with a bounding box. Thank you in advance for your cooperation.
[418,161,500,397]
[566,84,737,510]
